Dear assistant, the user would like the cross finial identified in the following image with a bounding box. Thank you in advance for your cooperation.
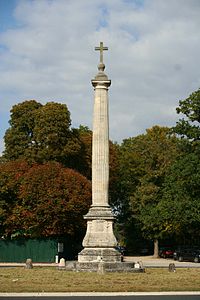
[95,42,108,64]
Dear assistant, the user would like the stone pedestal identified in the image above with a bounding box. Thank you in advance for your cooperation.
[78,206,121,262]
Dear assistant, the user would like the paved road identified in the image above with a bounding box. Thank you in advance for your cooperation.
[0,256,200,268]
[0,294,200,300]
[123,256,200,268]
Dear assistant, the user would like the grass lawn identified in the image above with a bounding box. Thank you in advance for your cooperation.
[0,267,200,292]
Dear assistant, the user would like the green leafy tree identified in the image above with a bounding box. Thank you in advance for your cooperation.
[174,88,200,142]
[4,162,92,238]
[3,101,122,182]
[159,151,200,243]
[109,141,121,210]
[119,126,179,256]
[33,102,72,163]
[4,100,42,160]
[4,100,73,163]
[73,126,92,179]
[3,101,89,175]
[159,88,200,243]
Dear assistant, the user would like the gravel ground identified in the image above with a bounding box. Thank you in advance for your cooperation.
[124,256,200,268]
[0,256,200,268]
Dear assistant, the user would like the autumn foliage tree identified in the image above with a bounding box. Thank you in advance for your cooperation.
[2,162,91,239]
[1,100,122,242]
[0,160,29,236]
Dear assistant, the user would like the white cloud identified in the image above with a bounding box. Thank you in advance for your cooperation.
[0,0,200,149]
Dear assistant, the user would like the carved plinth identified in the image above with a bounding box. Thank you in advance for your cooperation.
[78,206,120,262]
[78,248,121,263]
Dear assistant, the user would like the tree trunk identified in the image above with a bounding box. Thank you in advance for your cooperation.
[153,239,159,258]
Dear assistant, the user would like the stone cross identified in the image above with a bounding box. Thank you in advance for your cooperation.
[95,42,108,64]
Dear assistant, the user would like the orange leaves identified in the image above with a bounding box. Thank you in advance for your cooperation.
[1,161,91,238]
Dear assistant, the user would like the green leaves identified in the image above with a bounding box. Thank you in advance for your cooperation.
[4,100,72,164]
[165,88,200,240]
[3,100,92,177]
[174,89,200,140]
[160,152,200,232]
[176,89,200,122]
[119,126,179,242]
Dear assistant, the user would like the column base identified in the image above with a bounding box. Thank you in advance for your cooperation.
[65,260,145,273]
[78,247,121,263]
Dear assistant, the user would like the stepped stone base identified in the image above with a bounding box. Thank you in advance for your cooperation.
[65,260,145,273]
[78,247,121,262]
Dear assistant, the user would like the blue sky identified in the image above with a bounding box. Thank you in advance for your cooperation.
[0,0,200,154]
[0,0,18,31]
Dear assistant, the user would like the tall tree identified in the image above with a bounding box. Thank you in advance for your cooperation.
[0,160,29,236]
[174,88,200,142]
[119,126,179,256]
[3,100,85,170]
[73,126,92,179]
[160,88,200,243]
[159,151,200,243]
[4,162,91,238]
[33,102,71,161]
[4,100,42,160]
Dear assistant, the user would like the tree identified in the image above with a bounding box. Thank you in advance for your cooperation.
[109,141,121,210]
[4,162,92,239]
[0,160,29,236]
[118,126,179,256]
[3,100,42,160]
[3,100,89,173]
[174,88,200,141]
[160,88,200,243]
[4,100,73,162]
[33,102,72,163]
[159,151,200,244]
[73,126,92,179]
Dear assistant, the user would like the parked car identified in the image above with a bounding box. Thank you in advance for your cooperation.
[159,247,174,258]
[173,247,200,263]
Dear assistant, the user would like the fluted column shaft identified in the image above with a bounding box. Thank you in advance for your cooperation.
[91,80,111,207]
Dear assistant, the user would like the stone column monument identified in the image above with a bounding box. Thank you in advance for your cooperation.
[78,42,121,263]
[69,42,143,272]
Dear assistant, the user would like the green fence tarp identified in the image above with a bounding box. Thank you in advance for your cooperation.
[0,239,57,262]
